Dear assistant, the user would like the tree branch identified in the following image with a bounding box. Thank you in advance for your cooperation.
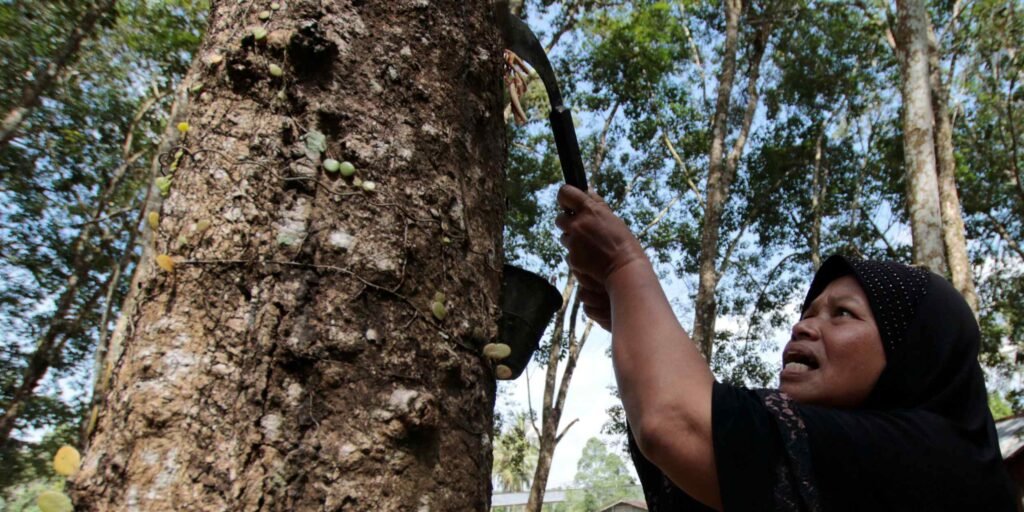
[590,102,620,191]
[661,130,704,210]
[555,418,579,443]
[984,211,1024,261]
[0,0,118,150]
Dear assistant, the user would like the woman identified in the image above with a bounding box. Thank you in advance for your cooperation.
[554,185,1017,511]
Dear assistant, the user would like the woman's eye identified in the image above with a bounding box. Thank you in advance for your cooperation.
[836,308,853,318]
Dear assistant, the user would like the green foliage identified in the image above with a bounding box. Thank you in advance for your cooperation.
[564,437,641,511]
[954,0,1024,381]
[989,392,1014,421]
[492,411,539,493]
[0,0,207,495]
[0,424,78,494]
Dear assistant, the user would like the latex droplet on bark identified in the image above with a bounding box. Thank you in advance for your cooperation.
[156,254,175,272]
[53,445,81,476]
[431,301,447,320]
[37,491,73,512]
[339,161,356,177]
[483,343,511,360]
[495,365,513,379]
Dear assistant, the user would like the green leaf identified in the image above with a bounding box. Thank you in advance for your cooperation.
[304,130,327,155]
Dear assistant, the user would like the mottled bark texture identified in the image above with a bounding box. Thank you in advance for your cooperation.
[928,24,979,316]
[692,1,770,360]
[692,0,741,360]
[72,1,506,510]
[525,277,574,512]
[895,0,949,275]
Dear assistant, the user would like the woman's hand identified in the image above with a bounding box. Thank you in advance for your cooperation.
[555,185,647,328]
[576,272,612,330]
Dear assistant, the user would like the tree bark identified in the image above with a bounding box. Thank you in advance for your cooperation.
[894,0,949,274]
[525,276,575,512]
[0,0,117,150]
[692,0,742,360]
[927,23,979,315]
[71,1,505,510]
[810,121,828,271]
[692,2,770,360]
[524,101,617,511]
[86,83,191,439]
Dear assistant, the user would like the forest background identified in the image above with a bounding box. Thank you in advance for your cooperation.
[0,0,1021,509]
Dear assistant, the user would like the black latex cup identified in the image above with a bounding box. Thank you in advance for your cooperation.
[498,265,563,379]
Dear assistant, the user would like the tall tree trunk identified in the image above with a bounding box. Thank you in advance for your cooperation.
[810,121,828,271]
[894,0,949,274]
[928,24,979,315]
[692,2,771,360]
[526,292,590,512]
[0,0,117,150]
[71,1,505,510]
[525,102,617,511]
[692,0,742,360]
[86,83,191,439]
[0,88,160,448]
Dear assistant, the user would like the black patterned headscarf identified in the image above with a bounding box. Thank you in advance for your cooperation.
[773,255,1017,510]
[627,255,1017,512]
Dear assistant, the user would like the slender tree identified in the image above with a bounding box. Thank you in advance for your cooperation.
[893,0,950,274]
[927,5,979,315]
[692,0,775,359]
[71,1,506,509]
[0,0,117,150]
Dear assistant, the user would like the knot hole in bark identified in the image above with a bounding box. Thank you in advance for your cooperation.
[288,23,338,82]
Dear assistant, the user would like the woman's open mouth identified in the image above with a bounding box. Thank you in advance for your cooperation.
[781,348,820,377]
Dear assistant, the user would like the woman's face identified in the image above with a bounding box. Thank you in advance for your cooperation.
[779,275,885,408]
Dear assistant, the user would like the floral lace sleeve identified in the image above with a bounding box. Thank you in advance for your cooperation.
[625,383,823,512]
[755,390,822,512]
[626,424,716,511]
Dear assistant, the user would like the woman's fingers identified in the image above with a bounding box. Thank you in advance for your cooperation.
[583,303,611,330]
[577,285,610,309]
[555,183,644,285]
[555,210,572,232]
[557,184,591,214]
[574,272,603,292]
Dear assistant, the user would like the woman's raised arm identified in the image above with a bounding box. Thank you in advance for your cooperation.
[555,185,721,510]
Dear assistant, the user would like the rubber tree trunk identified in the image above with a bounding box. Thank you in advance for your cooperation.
[928,24,979,316]
[692,0,742,360]
[894,0,949,275]
[810,121,828,271]
[71,1,506,510]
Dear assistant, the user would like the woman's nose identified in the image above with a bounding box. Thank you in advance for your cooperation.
[791,318,819,341]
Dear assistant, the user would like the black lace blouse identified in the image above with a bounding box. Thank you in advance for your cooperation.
[628,383,821,511]
[626,256,1017,511]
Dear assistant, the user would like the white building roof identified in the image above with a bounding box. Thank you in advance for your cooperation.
[996,414,1024,459]
[491,490,567,507]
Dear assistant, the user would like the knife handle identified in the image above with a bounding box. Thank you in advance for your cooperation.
[549,105,588,192]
